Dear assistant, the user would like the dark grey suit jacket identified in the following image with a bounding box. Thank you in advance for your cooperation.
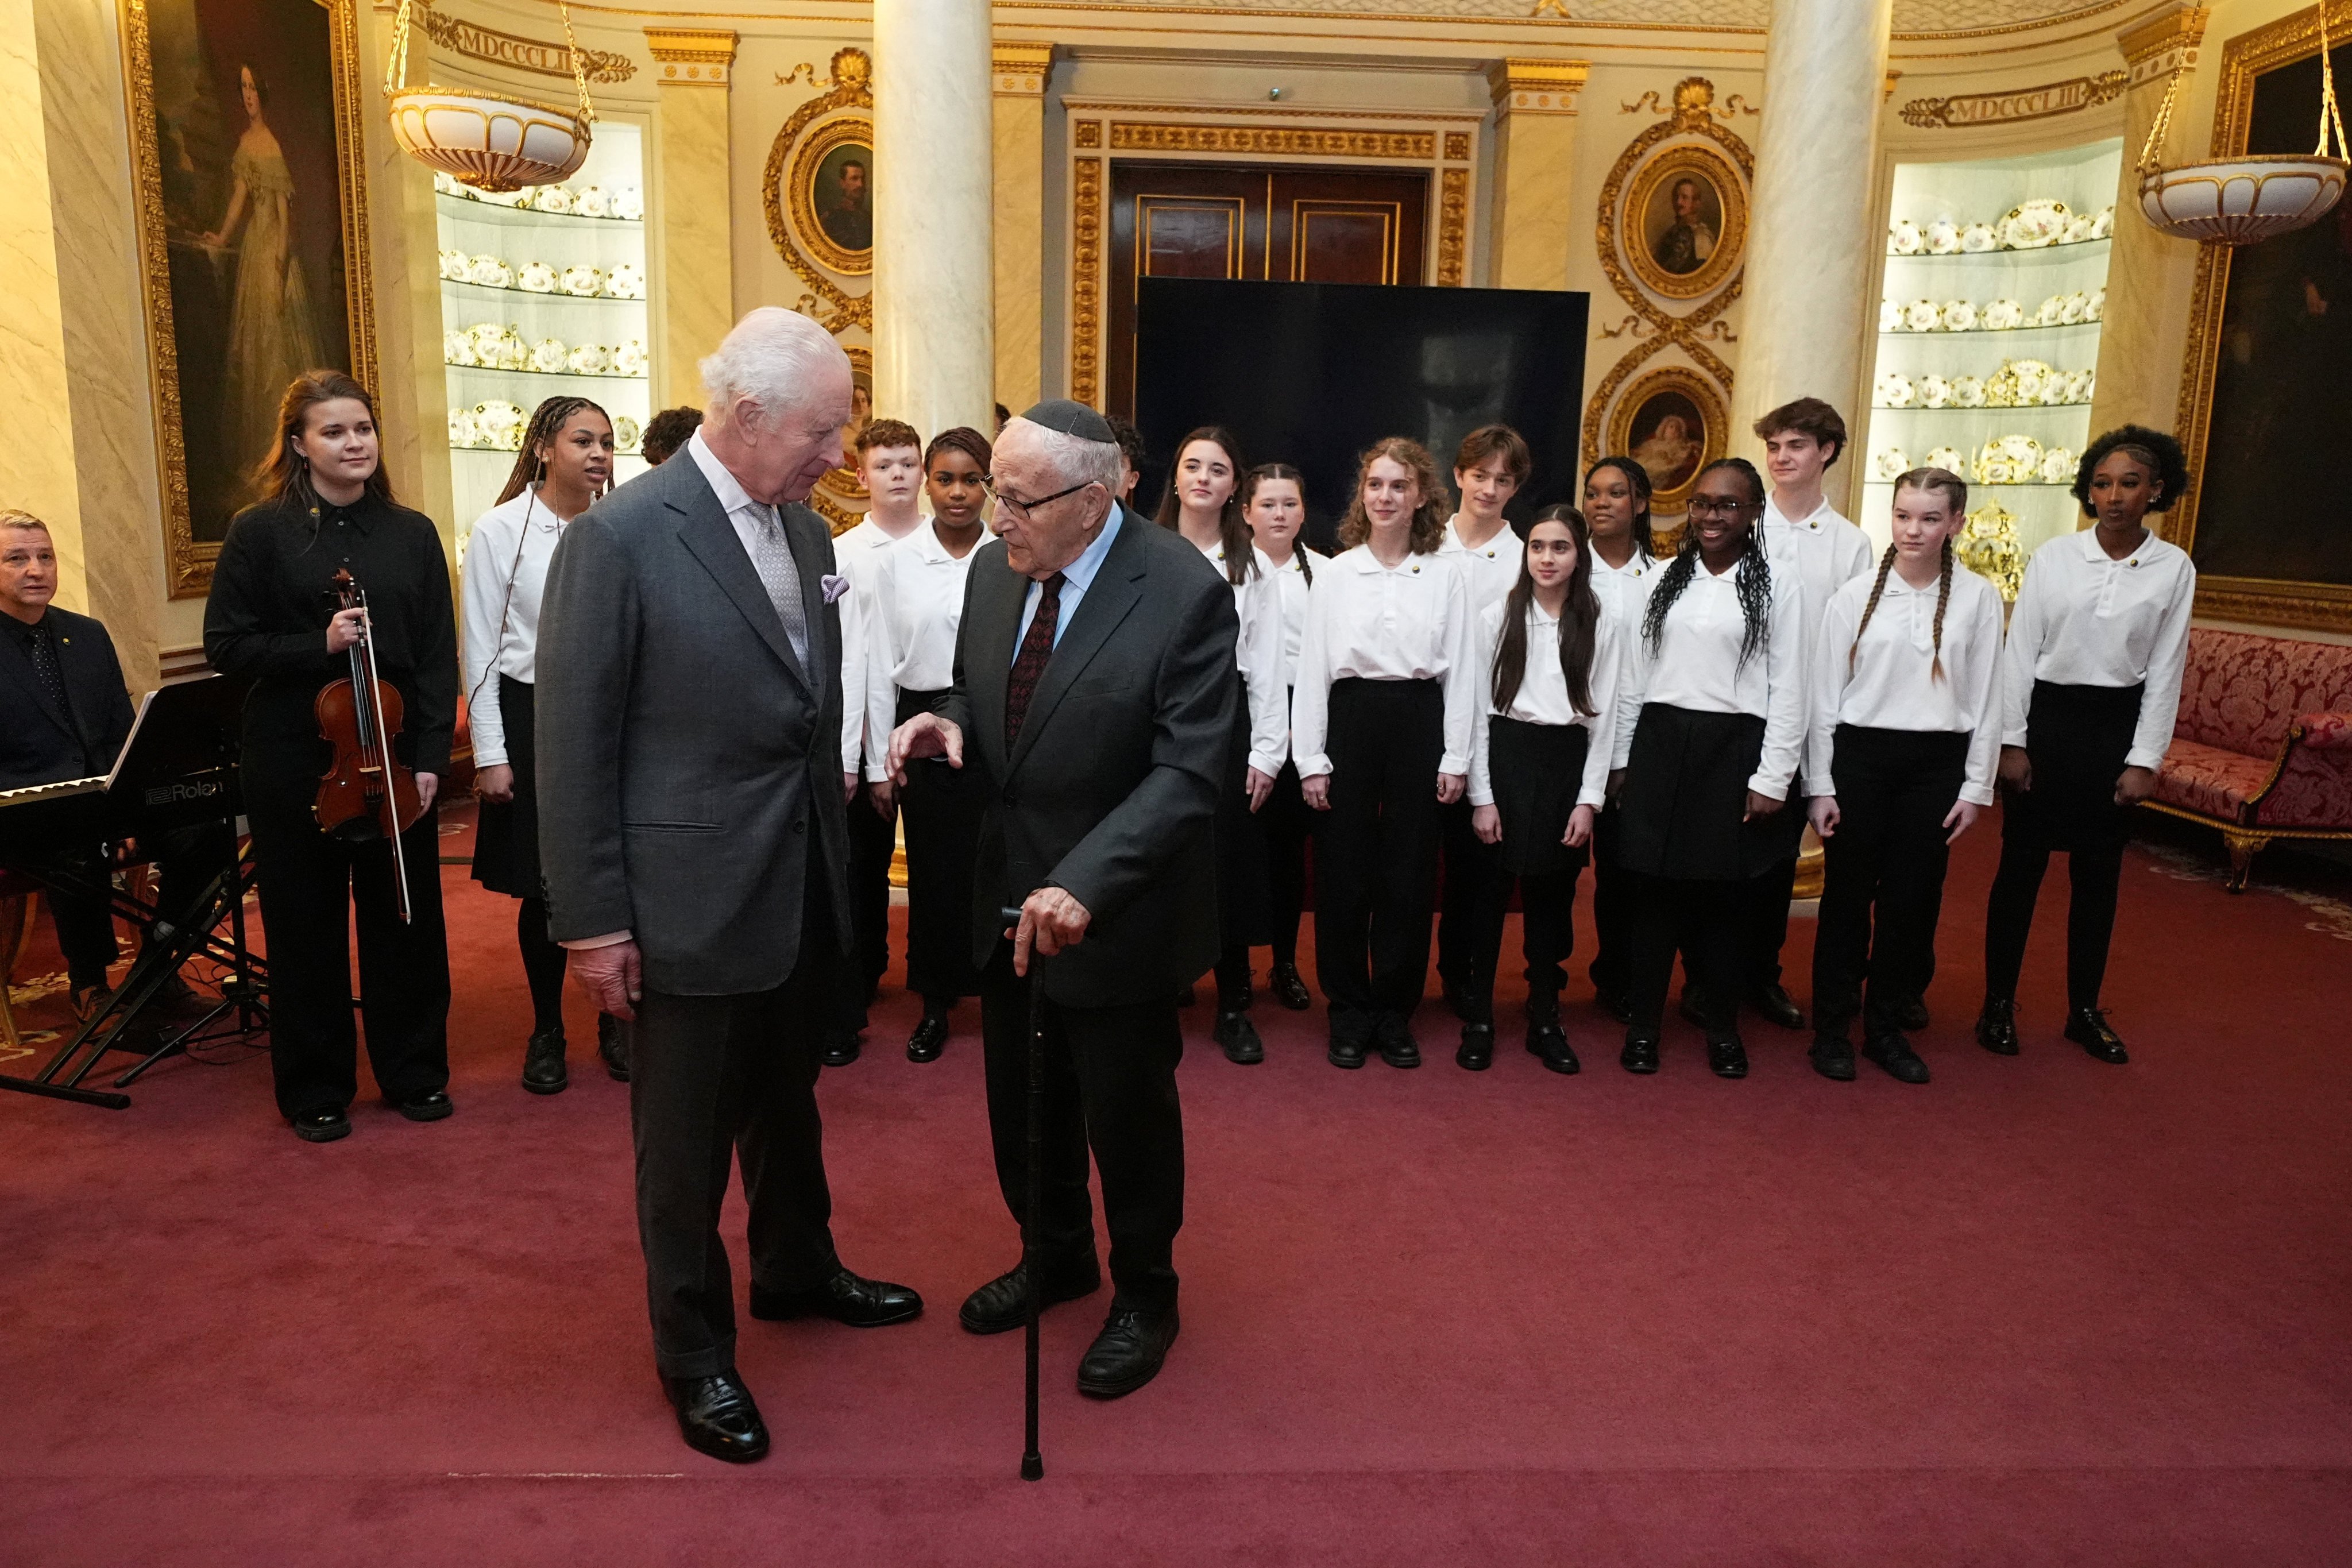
[535,450,853,997]
[0,607,136,791]
[942,505,1238,1009]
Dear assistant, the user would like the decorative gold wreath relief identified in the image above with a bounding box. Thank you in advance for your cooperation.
[809,343,875,531]
[762,48,874,334]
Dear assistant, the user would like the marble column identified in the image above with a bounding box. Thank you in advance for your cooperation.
[1728,0,1896,512]
[645,29,739,412]
[874,0,994,432]
[992,42,1053,411]
[2091,5,2208,443]
[1485,59,1590,291]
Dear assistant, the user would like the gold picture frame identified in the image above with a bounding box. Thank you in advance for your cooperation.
[121,0,378,598]
[1606,364,1728,517]
[1621,141,1747,302]
[789,115,875,278]
[761,49,875,334]
[2172,1,2352,632]
[809,344,875,532]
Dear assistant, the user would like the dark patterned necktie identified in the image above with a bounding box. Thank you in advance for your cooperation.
[25,621,71,719]
[1005,572,1065,748]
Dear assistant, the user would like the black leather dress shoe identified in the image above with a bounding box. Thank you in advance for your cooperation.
[1455,1022,1494,1071]
[820,1029,862,1068]
[1748,984,1806,1030]
[1706,1036,1749,1079]
[2065,1006,2130,1064]
[1213,1010,1264,1065]
[1863,1034,1932,1084]
[292,1109,350,1144]
[1896,995,1932,1032]
[1526,1021,1579,1075]
[665,1372,769,1463]
[1270,961,1312,1011]
[597,1013,631,1082]
[750,1266,922,1327]
[907,1009,950,1063]
[1975,997,2021,1056]
[1374,1014,1422,1069]
[396,1090,453,1122]
[1809,1036,1857,1082]
[1327,1030,1367,1069]
[959,1258,1102,1335]
[1077,1304,1179,1399]
[1620,1034,1660,1074]
[522,1028,569,1095]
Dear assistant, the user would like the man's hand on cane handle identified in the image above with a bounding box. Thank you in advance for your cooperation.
[1009,887,1091,976]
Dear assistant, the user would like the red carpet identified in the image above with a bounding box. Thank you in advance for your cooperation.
[4,817,2349,1564]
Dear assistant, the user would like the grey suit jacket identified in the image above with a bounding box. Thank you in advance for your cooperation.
[941,505,1238,1009]
[535,451,853,997]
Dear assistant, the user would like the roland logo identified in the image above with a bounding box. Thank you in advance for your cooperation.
[144,779,225,806]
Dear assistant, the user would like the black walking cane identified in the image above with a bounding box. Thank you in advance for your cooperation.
[1003,902,1047,1482]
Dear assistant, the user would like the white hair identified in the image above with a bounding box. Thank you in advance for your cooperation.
[1003,416,1124,495]
[699,307,846,428]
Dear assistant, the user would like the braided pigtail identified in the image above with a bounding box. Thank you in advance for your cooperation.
[1849,543,1898,676]
[1930,536,1953,682]
[1731,522,1772,670]
[1640,529,1701,656]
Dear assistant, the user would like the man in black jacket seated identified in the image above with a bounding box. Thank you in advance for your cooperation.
[889,401,1237,1399]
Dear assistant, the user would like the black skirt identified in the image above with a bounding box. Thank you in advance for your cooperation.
[471,673,543,899]
[1488,715,1592,878]
[2005,679,2144,852]
[1617,704,1793,882]
[1216,672,1272,948]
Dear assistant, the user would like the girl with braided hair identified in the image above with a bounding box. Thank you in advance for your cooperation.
[1977,425,2195,1065]
[463,395,621,1094]
[1243,463,1321,1016]
[1581,455,1659,1021]
[1608,457,1803,1079]
[1801,469,2003,1084]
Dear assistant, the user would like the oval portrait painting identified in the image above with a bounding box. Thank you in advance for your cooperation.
[1644,171,1723,279]
[1621,142,1746,301]
[813,142,872,254]
[1627,391,1706,495]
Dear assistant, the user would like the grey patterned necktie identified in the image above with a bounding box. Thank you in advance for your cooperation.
[747,505,810,671]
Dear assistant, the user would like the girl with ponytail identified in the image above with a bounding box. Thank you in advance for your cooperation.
[1458,505,1621,1074]
[1801,468,2002,1085]
[463,395,621,1094]
[1608,457,1803,1081]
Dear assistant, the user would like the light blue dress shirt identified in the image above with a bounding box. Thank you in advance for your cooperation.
[1011,502,1126,662]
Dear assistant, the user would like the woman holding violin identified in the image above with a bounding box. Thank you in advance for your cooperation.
[204,369,458,1144]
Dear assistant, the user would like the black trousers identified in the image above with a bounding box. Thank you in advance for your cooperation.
[244,750,449,1119]
[631,878,844,1380]
[1435,797,1509,998]
[1586,801,1633,1002]
[1260,756,1312,969]
[898,688,983,1007]
[1627,875,1742,1037]
[25,841,118,992]
[1811,727,1970,1042]
[1311,678,1445,1028]
[1461,864,1585,1022]
[1983,835,2125,1011]
[833,775,897,1033]
[980,948,1184,1312]
[1740,851,1800,992]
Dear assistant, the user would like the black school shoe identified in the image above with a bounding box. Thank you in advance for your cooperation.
[1214,1009,1265,1065]
[1862,1034,1930,1084]
[1455,1022,1494,1071]
[522,1028,568,1094]
[292,1109,350,1143]
[1077,1303,1179,1399]
[1620,1033,1661,1074]
[1705,1035,1749,1079]
[1748,984,1806,1030]
[1809,1034,1857,1082]
[1975,997,2021,1056]
[1374,1013,1422,1069]
[2065,1007,2130,1064]
[396,1090,454,1122]
[1270,961,1313,1011]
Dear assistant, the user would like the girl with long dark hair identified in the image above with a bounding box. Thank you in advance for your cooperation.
[463,395,620,1094]
[1156,427,1288,1064]
[870,426,995,1063]
[1461,504,1622,1074]
[1610,457,1802,1079]
[1580,455,1658,1021]
[1243,463,1319,1015]
[1977,426,2195,1064]
[1803,469,2002,1084]
[1292,437,1477,1069]
[203,370,458,1142]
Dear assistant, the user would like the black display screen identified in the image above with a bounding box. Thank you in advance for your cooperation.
[1131,277,1591,553]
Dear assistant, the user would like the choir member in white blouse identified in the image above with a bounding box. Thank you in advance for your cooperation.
[462,395,624,1092]
[1154,427,1288,1063]
[1744,397,1876,1033]
[1580,456,1658,1022]
[1242,462,1321,1016]
[825,418,928,1067]
[1609,458,1803,1080]
[1802,468,2002,1086]
[1434,426,1530,1029]
[1462,504,1621,1075]
[1293,437,1477,1069]
[1978,426,2196,1065]
[868,426,996,1064]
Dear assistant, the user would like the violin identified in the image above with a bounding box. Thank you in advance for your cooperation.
[314,567,423,922]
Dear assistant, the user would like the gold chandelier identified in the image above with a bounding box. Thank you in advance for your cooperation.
[2137,6,2347,245]
[383,0,595,192]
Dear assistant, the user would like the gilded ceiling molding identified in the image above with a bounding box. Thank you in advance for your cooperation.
[644,26,738,85]
[1109,122,1436,157]
[994,40,1055,95]
[416,2,636,83]
[1488,57,1591,116]
[1898,68,2126,128]
[2118,4,2208,87]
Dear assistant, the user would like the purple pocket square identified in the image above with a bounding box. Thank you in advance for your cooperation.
[821,573,851,604]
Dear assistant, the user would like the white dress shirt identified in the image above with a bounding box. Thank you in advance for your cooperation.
[833,515,911,782]
[1763,493,1876,664]
[686,428,807,669]
[1999,526,2196,771]
[1013,503,1125,657]
[1269,550,1314,688]
[1440,518,1524,616]
[1803,562,2005,806]
[1291,544,1478,778]
[865,517,988,761]
[1469,596,1623,811]
[1615,555,1807,801]
[1196,538,1289,775]
[1590,549,1656,766]
[459,486,572,770]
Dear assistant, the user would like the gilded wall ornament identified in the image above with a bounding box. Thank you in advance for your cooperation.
[762,49,875,334]
[1621,142,1747,301]
[811,344,876,530]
